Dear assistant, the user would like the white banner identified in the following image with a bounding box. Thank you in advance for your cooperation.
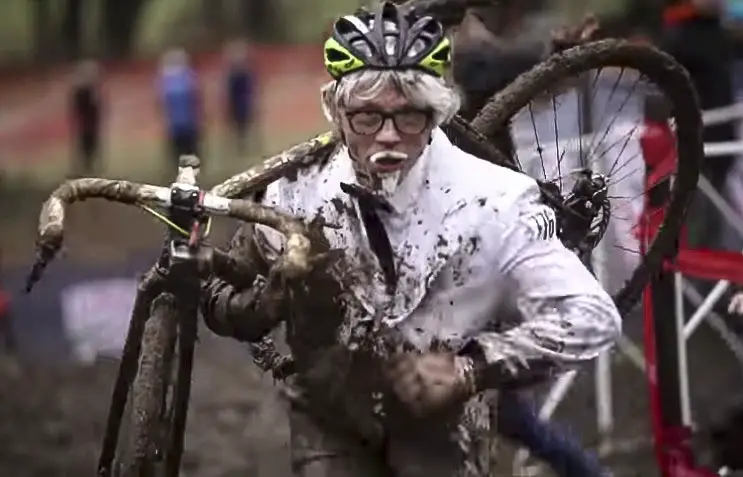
[60,277,137,364]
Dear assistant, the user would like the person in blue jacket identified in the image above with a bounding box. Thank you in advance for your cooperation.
[157,48,203,171]
[224,40,258,155]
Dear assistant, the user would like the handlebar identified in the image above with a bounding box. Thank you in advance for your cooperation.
[25,156,319,292]
[210,131,337,199]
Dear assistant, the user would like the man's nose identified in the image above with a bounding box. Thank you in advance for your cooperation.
[375,118,401,145]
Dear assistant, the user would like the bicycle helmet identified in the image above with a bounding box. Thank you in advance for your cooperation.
[323,1,451,80]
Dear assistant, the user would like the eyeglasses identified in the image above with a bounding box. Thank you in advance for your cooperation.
[345,108,432,136]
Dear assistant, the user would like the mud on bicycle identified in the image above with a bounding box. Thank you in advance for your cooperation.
[24,0,702,476]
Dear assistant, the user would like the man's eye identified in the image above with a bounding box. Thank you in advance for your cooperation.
[396,111,427,127]
[353,112,381,127]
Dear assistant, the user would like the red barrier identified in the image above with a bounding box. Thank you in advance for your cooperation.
[0,289,8,318]
[639,110,743,476]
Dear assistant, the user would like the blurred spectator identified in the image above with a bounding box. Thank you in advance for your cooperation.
[157,48,203,171]
[69,59,103,177]
[660,0,740,250]
[451,4,598,157]
[223,40,258,156]
[452,3,548,121]
[451,5,549,158]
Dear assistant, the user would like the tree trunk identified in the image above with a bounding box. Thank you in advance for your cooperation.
[31,0,53,62]
[202,0,225,43]
[101,0,149,58]
[62,0,84,60]
[242,0,283,41]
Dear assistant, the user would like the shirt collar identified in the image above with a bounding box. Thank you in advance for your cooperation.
[336,129,444,214]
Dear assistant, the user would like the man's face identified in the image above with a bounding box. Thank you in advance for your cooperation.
[339,84,434,184]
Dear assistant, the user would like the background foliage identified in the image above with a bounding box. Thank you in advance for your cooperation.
[0,0,663,66]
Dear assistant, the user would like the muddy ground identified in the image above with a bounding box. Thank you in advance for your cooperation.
[0,333,293,477]
[0,195,293,477]
[0,191,742,477]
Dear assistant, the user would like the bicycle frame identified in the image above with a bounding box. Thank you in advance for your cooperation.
[22,27,700,477]
[22,153,324,477]
[95,166,207,477]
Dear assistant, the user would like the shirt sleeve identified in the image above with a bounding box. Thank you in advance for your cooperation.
[466,183,621,389]
[200,181,286,342]
[253,181,288,262]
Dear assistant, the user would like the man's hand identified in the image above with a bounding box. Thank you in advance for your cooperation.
[729,292,743,315]
[386,352,477,416]
[551,14,600,53]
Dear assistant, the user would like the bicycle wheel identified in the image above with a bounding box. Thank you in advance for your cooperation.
[471,39,702,315]
[117,293,179,477]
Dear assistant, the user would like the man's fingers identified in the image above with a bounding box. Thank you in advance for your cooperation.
[581,23,600,41]
[551,14,600,49]
[418,354,452,373]
[387,354,416,379]
[581,25,600,41]
[394,375,422,402]
[582,13,598,26]
[387,352,468,416]
[551,26,568,40]
[580,14,600,40]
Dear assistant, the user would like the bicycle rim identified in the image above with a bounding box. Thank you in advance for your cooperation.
[471,39,702,315]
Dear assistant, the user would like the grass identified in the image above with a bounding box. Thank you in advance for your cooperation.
[0,0,31,61]
[0,0,361,63]
[0,0,632,65]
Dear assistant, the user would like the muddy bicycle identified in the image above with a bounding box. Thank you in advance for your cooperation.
[24,7,701,477]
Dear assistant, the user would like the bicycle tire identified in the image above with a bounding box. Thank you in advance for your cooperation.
[98,269,165,477]
[470,39,702,315]
[441,115,519,171]
[164,290,198,477]
[118,293,179,477]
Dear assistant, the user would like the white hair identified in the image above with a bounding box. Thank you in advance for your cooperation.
[321,69,461,128]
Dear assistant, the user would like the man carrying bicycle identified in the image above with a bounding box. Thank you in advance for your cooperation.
[201,3,621,475]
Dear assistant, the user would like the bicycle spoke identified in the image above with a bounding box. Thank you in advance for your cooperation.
[528,102,548,181]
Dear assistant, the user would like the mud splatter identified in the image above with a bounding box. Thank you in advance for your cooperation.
[330,198,345,216]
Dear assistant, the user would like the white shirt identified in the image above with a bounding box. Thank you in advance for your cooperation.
[255,128,621,383]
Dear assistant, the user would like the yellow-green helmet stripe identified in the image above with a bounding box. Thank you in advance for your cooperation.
[418,37,451,77]
[324,37,366,79]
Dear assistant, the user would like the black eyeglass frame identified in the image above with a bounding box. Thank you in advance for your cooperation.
[344,107,434,135]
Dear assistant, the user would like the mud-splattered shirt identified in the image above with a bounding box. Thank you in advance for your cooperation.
[249,128,621,385]
[200,128,622,473]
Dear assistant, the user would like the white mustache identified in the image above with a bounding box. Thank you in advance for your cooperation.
[369,151,408,164]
